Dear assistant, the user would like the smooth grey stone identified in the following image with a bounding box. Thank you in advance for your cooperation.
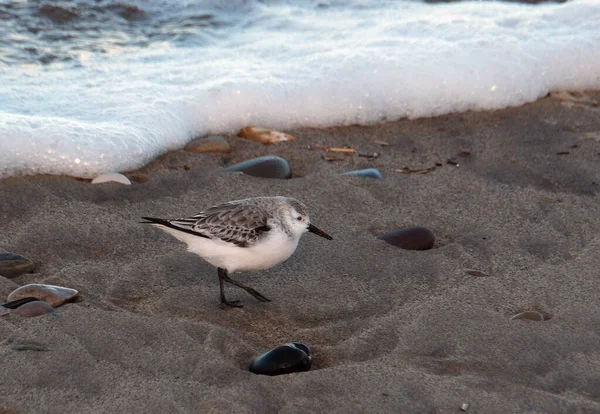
[222,156,291,179]
[342,168,383,180]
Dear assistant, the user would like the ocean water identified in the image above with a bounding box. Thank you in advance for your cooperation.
[1,0,599,179]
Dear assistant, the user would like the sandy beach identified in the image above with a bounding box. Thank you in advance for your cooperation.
[1,91,600,413]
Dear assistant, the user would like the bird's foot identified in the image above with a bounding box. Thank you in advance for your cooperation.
[220,299,244,309]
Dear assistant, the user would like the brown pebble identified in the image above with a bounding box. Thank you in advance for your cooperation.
[238,126,295,145]
[7,284,79,307]
[511,311,545,321]
[378,227,435,250]
[11,300,56,317]
[185,135,231,153]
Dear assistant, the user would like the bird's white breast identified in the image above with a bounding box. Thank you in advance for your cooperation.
[155,225,300,273]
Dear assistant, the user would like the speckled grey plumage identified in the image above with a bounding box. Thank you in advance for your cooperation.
[146,196,307,247]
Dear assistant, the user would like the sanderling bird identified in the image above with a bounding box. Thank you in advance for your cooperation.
[141,196,332,308]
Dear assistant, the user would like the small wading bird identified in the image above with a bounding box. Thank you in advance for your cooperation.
[141,196,333,308]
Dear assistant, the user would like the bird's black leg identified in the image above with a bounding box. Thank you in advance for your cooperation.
[220,269,271,303]
[217,268,243,308]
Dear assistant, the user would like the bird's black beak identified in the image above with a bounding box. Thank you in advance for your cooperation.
[307,223,333,240]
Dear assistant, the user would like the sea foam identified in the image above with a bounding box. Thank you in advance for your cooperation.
[1,0,599,178]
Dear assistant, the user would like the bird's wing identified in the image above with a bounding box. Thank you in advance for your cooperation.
[168,202,273,247]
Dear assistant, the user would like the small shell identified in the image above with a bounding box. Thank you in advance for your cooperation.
[7,284,79,308]
[91,173,132,185]
[510,311,545,321]
[238,126,295,145]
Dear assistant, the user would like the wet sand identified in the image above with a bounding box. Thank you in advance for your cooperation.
[1,91,600,413]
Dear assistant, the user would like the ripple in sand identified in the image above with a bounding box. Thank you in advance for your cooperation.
[7,284,79,307]
[222,156,291,179]
[185,135,231,153]
[342,168,383,180]
[249,342,312,376]
[0,250,35,278]
[378,227,435,250]
[10,340,51,352]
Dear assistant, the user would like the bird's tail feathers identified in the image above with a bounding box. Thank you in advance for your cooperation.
[139,216,171,225]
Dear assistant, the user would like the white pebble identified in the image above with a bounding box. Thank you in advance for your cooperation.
[91,173,132,185]
[461,403,469,411]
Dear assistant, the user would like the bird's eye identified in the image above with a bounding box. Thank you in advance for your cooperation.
[297,216,303,221]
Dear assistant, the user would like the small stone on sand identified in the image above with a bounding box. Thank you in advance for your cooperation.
[7,284,79,307]
[0,250,35,278]
[91,172,132,185]
[1,297,41,309]
[12,300,56,317]
[510,311,546,322]
[222,156,291,179]
[249,342,312,376]
[342,168,383,180]
[465,269,488,277]
[378,227,435,250]
[185,135,231,153]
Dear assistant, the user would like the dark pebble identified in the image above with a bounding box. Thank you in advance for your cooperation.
[342,168,383,180]
[185,135,231,153]
[1,297,41,309]
[465,269,488,277]
[249,342,312,376]
[222,156,291,179]
[0,251,35,278]
[378,227,435,250]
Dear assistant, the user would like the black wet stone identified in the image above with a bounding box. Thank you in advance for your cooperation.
[0,251,35,278]
[378,227,435,250]
[1,297,41,309]
[222,156,291,179]
[342,168,383,180]
[249,342,312,376]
